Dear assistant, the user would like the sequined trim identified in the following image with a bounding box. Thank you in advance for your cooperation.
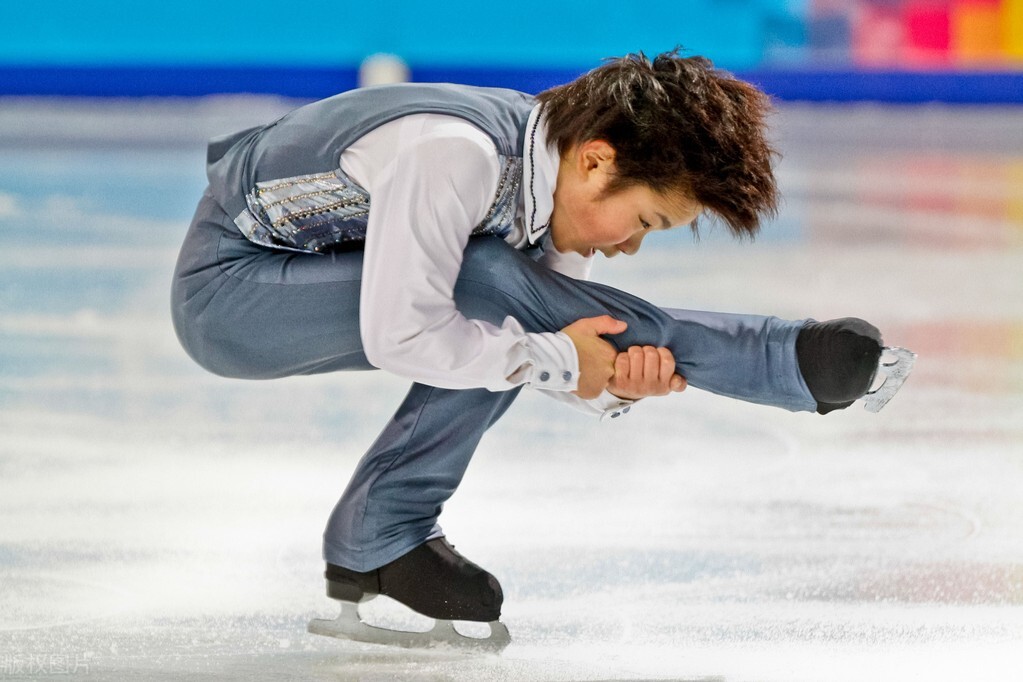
[234,156,522,253]
[237,168,371,253]
[471,155,522,239]
[527,113,541,235]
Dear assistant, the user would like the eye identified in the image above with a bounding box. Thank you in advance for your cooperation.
[640,217,651,230]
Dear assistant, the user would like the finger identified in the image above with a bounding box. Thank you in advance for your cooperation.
[584,315,628,337]
[657,347,675,384]
[614,352,631,381]
[670,374,687,392]
[643,346,660,385]
[628,346,645,380]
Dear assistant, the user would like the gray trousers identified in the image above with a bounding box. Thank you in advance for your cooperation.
[171,190,816,572]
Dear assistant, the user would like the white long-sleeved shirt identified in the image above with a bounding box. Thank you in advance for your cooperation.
[340,105,634,419]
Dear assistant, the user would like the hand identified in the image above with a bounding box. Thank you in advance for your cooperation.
[561,315,628,399]
[607,345,687,400]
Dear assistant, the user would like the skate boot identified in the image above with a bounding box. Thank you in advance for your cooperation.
[308,538,510,651]
[797,317,916,414]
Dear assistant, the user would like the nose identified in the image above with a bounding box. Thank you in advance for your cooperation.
[618,233,645,256]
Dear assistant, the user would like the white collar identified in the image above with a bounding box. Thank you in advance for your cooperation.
[522,104,559,245]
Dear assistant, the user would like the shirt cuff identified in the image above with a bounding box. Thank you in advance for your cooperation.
[524,331,579,391]
[592,391,638,422]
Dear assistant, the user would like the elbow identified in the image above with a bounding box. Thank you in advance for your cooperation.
[360,316,385,366]
[361,332,389,371]
[361,327,412,374]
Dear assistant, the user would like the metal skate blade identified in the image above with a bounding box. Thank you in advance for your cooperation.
[307,600,511,653]
[863,347,917,413]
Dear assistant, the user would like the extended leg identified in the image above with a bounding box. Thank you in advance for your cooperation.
[454,238,899,414]
[454,238,819,412]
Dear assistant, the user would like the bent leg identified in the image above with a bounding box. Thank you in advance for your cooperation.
[171,190,372,378]
[324,383,521,572]
[171,193,523,573]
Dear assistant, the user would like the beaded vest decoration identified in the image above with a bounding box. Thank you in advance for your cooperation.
[236,155,522,254]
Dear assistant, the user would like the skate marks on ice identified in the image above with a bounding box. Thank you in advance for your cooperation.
[310,635,727,682]
[0,572,137,632]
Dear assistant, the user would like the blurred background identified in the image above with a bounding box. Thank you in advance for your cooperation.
[1,0,1022,100]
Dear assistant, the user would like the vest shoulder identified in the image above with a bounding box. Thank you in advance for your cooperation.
[324,82,535,108]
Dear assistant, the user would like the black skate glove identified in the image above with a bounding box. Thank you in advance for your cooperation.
[796,317,883,415]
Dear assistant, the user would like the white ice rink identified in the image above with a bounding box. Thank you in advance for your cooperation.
[1,98,1022,681]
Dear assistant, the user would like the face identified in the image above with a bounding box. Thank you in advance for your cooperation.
[550,140,703,258]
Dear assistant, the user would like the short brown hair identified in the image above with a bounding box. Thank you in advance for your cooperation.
[536,50,778,238]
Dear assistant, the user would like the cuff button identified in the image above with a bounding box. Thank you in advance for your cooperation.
[539,371,550,382]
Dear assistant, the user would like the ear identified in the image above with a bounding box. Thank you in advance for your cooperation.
[576,139,617,175]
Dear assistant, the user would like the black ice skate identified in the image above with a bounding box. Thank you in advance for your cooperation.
[797,317,916,414]
[307,538,510,651]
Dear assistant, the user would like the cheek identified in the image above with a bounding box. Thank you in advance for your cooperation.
[580,204,627,242]
[574,193,636,244]
[605,214,636,244]
[572,203,602,239]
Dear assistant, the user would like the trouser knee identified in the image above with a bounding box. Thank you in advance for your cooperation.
[796,317,883,414]
[459,236,537,285]
[454,237,546,327]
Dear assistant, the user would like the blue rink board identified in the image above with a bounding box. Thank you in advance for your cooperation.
[2,65,1023,103]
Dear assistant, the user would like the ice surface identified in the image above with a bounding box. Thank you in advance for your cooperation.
[1,99,1022,681]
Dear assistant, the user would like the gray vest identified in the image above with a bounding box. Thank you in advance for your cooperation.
[206,83,536,253]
